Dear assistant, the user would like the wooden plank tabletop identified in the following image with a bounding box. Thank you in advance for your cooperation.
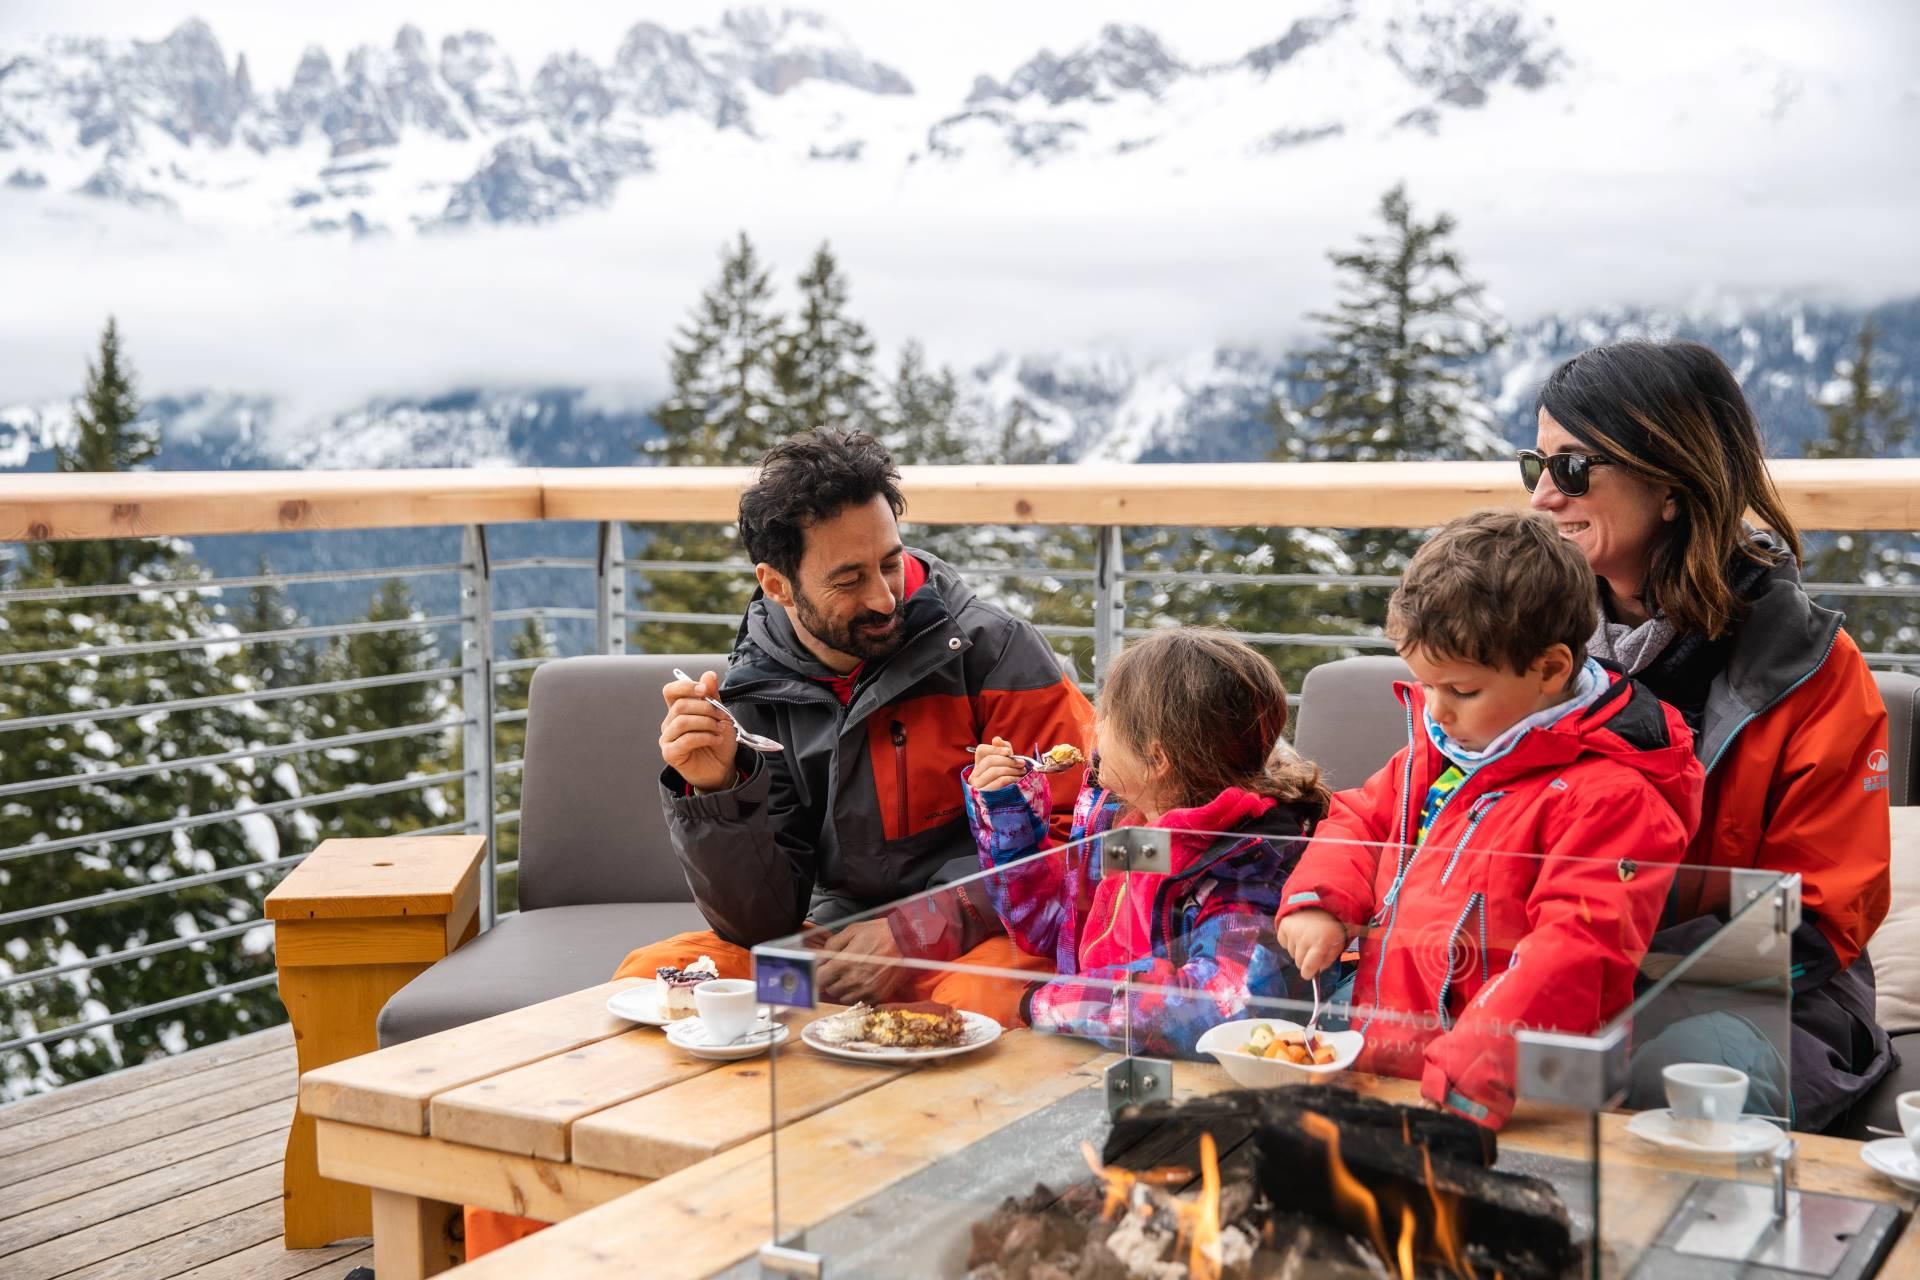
[300,980,639,1135]
[572,1031,910,1180]
[265,836,485,921]
[429,1027,715,1161]
[438,1052,1917,1278]
[441,1031,1107,1279]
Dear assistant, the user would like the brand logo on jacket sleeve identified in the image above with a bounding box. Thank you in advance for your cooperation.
[1865,748,1890,793]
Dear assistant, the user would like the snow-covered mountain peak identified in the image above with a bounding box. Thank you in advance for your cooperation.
[968,24,1188,107]
[702,7,912,97]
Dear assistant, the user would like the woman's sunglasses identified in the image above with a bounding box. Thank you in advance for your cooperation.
[1517,448,1613,497]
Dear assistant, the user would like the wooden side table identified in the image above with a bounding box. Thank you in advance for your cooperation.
[267,834,485,1250]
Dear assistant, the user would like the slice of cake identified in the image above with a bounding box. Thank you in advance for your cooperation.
[655,954,719,1019]
[864,1000,967,1049]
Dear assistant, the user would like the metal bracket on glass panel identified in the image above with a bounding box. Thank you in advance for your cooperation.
[1105,1056,1172,1118]
[1101,827,1172,876]
[1629,1148,1901,1280]
[1730,868,1802,936]
[759,1241,824,1278]
[1513,1022,1629,1109]
[752,946,818,1011]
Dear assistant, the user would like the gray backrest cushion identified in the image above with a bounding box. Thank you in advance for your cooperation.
[1875,669,1920,807]
[1291,655,1413,793]
[518,653,728,910]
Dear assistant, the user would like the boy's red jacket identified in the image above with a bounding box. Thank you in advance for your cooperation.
[1275,670,1704,1128]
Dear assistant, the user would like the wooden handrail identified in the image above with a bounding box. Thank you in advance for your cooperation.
[1,460,1917,541]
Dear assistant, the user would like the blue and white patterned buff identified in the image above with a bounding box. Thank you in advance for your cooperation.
[1423,657,1610,775]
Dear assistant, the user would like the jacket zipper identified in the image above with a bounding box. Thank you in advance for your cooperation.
[889,719,909,836]
[1438,792,1506,888]
[1435,891,1484,1031]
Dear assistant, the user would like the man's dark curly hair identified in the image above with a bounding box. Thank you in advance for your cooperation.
[738,429,906,581]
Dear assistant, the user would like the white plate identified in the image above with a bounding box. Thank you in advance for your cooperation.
[606,984,678,1026]
[665,1015,789,1061]
[1861,1138,1920,1191]
[1624,1108,1785,1156]
[801,1009,1002,1063]
[1194,1018,1365,1089]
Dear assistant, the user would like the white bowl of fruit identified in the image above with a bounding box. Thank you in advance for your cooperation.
[1194,1018,1364,1087]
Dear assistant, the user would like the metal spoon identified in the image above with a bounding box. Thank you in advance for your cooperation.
[961,744,1083,774]
[1303,974,1323,1056]
[672,668,784,754]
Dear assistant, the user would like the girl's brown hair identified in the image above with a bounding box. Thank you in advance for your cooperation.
[1100,628,1329,816]
[1536,340,1802,640]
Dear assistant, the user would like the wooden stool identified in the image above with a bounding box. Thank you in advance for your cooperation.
[267,835,485,1250]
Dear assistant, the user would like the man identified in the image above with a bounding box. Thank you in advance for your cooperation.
[614,428,1096,1015]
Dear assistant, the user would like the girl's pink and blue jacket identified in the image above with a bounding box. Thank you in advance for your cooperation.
[961,761,1318,1056]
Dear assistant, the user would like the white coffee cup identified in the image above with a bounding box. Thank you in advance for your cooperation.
[694,978,759,1043]
[1663,1063,1749,1134]
[1895,1090,1920,1161]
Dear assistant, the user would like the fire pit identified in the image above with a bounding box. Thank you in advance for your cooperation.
[967,1086,1578,1280]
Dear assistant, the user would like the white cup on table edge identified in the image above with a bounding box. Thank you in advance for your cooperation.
[1663,1062,1749,1139]
[1895,1090,1920,1163]
[694,978,760,1043]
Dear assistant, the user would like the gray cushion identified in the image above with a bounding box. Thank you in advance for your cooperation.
[376,901,708,1046]
[518,653,727,911]
[1291,655,1413,793]
[1875,669,1919,807]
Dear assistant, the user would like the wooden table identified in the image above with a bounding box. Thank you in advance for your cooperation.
[267,833,485,1249]
[302,979,1917,1279]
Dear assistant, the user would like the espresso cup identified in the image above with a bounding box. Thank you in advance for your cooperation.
[1663,1063,1749,1134]
[1895,1090,1920,1161]
[694,978,760,1043]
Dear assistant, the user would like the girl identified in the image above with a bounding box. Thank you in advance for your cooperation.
[964,628,1328,1056]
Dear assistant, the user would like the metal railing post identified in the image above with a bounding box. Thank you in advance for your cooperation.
[1092,525,1125,691]
[461,524,498,929]
[596,522,627,655]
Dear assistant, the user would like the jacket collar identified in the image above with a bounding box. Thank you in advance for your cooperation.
[1696,533,1842,771]
[722,548,977,723]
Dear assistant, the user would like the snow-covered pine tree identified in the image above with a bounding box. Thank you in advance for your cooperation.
[0,320,288,1099]
[775,242,879,436]
[1264,185,1511,649]
[1803,318,1917,660]
[1286,183,1509,465]
[632,233,787,653]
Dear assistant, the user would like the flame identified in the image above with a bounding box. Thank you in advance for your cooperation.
[1081,1134,1226,1280]
[1302,1112,1391,1263]
[1081,1141,1137,1222]
[1396,1203,1417,1280]
[1305,1113,1477,1280]
[1422,1143,1472,1277]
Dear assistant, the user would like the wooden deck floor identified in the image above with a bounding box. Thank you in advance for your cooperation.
[0,1025,369,1280]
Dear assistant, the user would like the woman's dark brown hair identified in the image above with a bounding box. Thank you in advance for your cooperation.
[1100,628,1329,816]
[1535,339,1802,640]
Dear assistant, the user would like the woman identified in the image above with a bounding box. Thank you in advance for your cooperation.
[1523,339,1893,1132]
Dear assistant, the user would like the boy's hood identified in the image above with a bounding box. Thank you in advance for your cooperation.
[1396,667,1702,827]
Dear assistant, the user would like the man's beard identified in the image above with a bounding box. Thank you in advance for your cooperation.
[793,587,907,663]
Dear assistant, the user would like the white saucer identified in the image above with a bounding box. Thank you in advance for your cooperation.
[1625,1108,1785,1155]
[607,985,771,1029]
[1860,1138,1920,1191]
[665,1015,789,1061]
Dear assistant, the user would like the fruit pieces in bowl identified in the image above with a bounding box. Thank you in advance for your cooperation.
[1194,1017,1364,1088]
[1244,1021,1337,1066]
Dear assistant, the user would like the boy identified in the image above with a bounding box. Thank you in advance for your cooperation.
[1275,510,1704,1129]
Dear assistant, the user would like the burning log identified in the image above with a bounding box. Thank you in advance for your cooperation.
[1103,1087,1577,1280]
[1104,1085,1496,1174]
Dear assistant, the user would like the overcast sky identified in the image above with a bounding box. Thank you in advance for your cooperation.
[2,3,1917,418]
